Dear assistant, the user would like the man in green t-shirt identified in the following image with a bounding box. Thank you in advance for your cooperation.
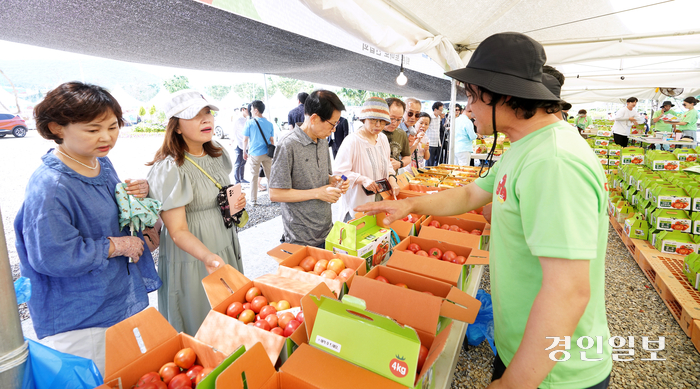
[652,101,677,132]
[357,32,612,389]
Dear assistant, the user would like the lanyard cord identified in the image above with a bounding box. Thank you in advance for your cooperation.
[184,155,223,190]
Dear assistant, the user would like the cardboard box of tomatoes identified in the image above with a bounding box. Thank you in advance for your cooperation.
[196,265,335,365]
[214,342,406,388]
[388,236,489,291]
[325,214,393,272]
[654,230,699,255]
[273,245,367,298]
[95,307,238,389]
[419,215,490,251]
[301,293,451,388]
[350,265,481,336]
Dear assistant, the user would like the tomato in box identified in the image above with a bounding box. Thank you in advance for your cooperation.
[420,215,489,250]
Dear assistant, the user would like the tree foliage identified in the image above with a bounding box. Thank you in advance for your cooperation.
[274,77,314,99]
[138,106,146,116]
[163,75,190,93]
[124,83,159,102]
[232,82,266,102]
[206,85,232,101]
[336,88,402,107]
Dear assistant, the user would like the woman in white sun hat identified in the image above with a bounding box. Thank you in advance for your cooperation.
[147,89,246,335]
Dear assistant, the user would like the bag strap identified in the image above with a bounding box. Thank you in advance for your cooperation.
[184,155,222,189]
[254,119,270,147]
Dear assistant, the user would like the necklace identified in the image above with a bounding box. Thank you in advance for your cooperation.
[188,149,205,157]
[55,149,98,170]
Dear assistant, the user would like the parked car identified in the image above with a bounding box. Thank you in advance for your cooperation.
[0,113,28,138]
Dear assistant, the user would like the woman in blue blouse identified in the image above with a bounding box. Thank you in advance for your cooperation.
[14,82,161,376]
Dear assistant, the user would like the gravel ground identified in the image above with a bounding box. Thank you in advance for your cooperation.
[450,225,700,388]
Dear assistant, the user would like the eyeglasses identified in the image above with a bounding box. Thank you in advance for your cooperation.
[326,119,339,128]
[405,111,420,118]
[389,117,402,124]
[366,119,387,126]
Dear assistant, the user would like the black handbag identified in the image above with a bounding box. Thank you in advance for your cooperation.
[255,119,276,158]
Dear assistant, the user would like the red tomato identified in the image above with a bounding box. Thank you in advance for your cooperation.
[442,251,457,262]
[428,248,442,259]
[470,229,482,235]
[337,268,355,281]
[195,368,214,385]
[321,269,337,279]
[299,256,318,272]
[402,216,409,221]
[429,220,441,228]
[185,365,203,384]
[415,250,429,257]
[449,225,461,232]
[440,224,451,230]
[283,319,301,337]
[174,348,196,370]
[254,320,271,331]
[375,275,390,283]
[468,210,477,214]
[394,283,408,288]
[296,311,305,323]
[159,362,180,384]
[451,256,467,265]
[238,309,255,324]
[245,287,261,302]
[264,313,279,328]
[242,302,252,311]
[327,259,346,274]
[250,296,268,313]
[136,371,161,387]
[407,243,421,253]
[313,259,329,274]
[417,344,429,372]
[169,373,192,389]
[141,382,167,389]
[259,305,277,319]
[225,301,244,318]
[278,312,296,328]
[271,327,284,336]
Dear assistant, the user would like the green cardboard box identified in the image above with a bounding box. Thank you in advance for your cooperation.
[326,215,393,272]
[624,213,649,240]
[593,148,608,157]
[651,186,691,211]
[621,148,645,165]
[683,253,700,290]
[673,148,698,162]
[608,145,622,157]
[608,155,620,167]
[594,138,611,147]
[654,231,699,256]
[651,209,691,233]
[303,294,450,388]
[647,152,679,171]
[616,202,635,224]
[688,187,700,212]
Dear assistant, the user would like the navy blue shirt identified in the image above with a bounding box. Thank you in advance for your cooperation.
[288,104,305,127]
[15,151,161,338]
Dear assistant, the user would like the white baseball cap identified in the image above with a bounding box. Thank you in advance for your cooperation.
[165,89,219,120]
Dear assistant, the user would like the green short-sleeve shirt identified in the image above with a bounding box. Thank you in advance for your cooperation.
[475,122,612,389]
[678,108,698,132]
[652,109,677,132]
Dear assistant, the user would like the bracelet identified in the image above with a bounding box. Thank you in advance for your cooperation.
[389,174,398,182]
[399,160,404,168]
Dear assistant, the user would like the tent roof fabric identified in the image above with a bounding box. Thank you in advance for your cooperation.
[0,0,451,101]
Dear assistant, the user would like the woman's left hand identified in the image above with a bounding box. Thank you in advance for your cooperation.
[236,193,247,210]
[125,179,149,198]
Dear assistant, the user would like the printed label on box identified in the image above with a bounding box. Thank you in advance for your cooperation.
[315,335,342,353]
[657,196,691,210]
[660,240,697,255]
[652,160,680,171]
[657,217,691,232]
[622,155,644,165]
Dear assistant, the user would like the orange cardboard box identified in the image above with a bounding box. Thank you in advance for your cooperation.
[275,246,367,298]
[420,215,490,250]
[354,210,426,241]
[381,173,448,200]
[196,265,335,364]
[266,243,304,264]
[216,342,406,389]
[351,265,482,336]
[96,307,231,389]
[388,236,489,290]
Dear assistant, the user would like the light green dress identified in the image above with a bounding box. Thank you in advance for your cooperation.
[147,145,243,335]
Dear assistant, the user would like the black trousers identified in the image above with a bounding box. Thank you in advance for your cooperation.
[491,354,611,389]
[613,133,628,147]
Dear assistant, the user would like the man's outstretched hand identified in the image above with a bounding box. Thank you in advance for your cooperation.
[355,199,412,225]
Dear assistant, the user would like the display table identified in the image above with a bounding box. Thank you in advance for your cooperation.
[471,154,501,161]
[628,136,696,148]
[433,264,485,388]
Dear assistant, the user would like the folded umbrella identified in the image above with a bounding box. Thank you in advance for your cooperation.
[115,183,162,263]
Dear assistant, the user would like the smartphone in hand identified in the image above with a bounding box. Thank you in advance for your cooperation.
[362,178,391,196]
[226,184,243,215]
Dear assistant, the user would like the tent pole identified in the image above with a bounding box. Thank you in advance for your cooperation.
[448,79,457,164]
[263,73,270,120]
[0,206,27,388]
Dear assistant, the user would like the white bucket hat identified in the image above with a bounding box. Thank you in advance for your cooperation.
[165,89,219,120]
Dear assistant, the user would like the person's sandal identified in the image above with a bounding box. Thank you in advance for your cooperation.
[258,184,267,192]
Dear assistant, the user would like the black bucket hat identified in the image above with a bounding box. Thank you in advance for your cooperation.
[660,101,675,108]
[542,74,572,110]
[446,32,560,101]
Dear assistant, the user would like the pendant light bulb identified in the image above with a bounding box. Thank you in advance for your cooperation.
[396,55,407,86]
[396,71,407,86]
